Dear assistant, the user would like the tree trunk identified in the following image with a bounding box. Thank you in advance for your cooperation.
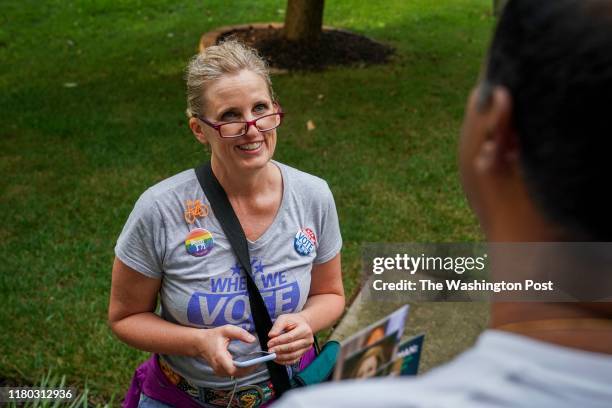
[283,0,325,43]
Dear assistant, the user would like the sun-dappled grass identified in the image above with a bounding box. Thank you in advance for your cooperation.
[0,0,494,402]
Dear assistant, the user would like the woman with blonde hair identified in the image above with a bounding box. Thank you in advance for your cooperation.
[109,40,345,407]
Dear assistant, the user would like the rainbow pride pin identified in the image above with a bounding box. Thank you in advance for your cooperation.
[185,228,214,257]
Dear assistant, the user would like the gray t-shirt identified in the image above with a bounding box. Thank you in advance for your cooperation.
[115,161,342,388]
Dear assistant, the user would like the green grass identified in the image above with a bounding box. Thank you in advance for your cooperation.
[0,0,493,403]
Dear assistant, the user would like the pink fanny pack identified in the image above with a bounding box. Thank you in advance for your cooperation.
[121,347,318,408]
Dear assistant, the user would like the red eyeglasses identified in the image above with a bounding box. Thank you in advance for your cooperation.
[194,107,285,138]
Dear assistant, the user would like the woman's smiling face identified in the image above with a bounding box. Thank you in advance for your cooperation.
[199,69,278,174]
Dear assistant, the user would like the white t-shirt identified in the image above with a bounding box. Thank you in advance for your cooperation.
[276,330,612,407]
[115,161,342,388]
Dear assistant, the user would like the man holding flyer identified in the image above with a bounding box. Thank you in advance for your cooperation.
[276,0,612,406]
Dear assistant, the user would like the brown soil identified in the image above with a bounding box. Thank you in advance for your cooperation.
[217,25,394,71]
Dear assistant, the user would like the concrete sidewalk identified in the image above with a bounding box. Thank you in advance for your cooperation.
[330,289,489,373]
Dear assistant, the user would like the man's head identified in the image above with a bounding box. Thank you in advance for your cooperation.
[460,0,612,241]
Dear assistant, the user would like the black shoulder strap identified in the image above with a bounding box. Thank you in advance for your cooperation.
[194,162,291,396]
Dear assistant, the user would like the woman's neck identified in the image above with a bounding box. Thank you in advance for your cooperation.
[210,156,276,199]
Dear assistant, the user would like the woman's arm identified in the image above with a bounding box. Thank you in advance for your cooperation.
[108,257,199,355]
[298,253,345,332]
[108,257,256,376]
[267,253,345,364]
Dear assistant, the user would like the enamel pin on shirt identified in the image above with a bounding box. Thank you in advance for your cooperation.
[185,228,214,257]
[294,227,317,256]
[184,199,209,224]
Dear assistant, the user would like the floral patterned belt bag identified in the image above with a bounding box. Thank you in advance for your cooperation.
[195,162,339,398]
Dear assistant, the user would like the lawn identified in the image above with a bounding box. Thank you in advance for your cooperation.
[0,0,494,403]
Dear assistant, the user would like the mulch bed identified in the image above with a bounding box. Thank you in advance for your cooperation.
[217,25,394,71]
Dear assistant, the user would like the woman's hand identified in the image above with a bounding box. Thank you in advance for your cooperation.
[195,325,258,378]
[267,313,314,365]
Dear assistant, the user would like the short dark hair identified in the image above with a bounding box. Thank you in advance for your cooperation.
[482,0,612,240]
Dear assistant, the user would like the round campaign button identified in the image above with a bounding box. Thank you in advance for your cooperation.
[185,228,214,257]
[294,227,317,256]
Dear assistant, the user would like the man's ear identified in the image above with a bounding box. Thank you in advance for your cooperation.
[189,117,209,146]
[475,86,519,175]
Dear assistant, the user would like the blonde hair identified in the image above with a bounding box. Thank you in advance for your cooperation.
[185,39,274,118]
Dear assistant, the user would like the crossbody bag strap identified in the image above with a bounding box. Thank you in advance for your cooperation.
[194,162,292,397]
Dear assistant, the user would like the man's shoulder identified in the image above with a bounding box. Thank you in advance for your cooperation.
[275,331,612,408]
